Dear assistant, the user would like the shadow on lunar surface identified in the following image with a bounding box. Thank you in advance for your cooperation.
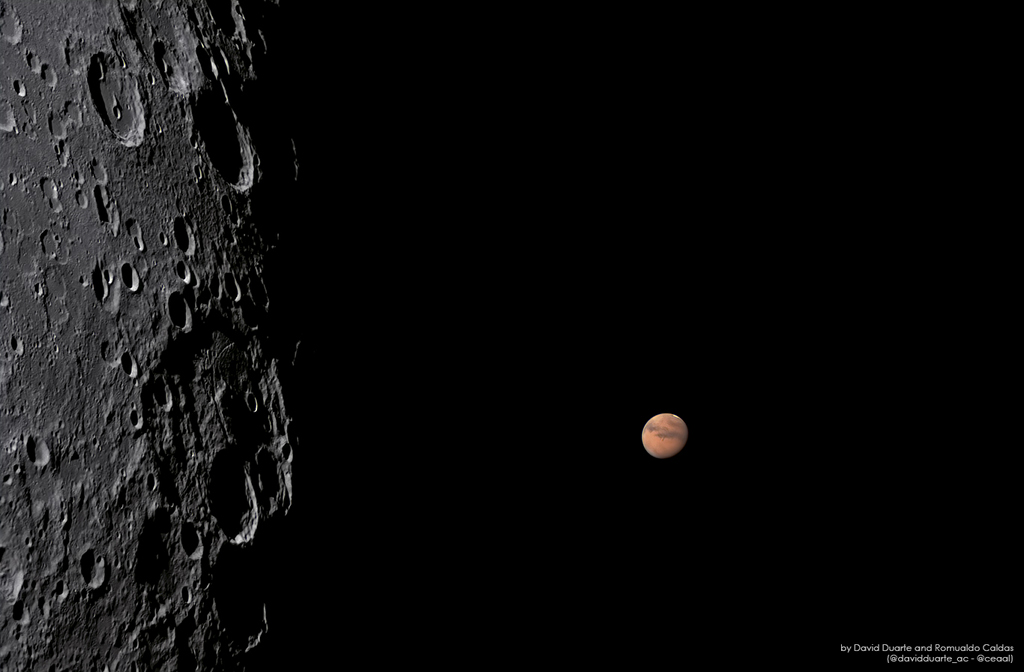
[194,87,251,191]
[135,508,171,586]
[213,543,267,650]
[209,447,254,541]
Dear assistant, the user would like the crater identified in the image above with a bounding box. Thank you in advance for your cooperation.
[121,262,140,292]
[88,52,146,147]
[195,88,253,191]
[180,521,201,559]
[168,291,192,330]
[80,548,108,590]
[214,544,267,648]
[210,448,259,545]
[26,435,50,467]
[92,264,108,302]
[173,216,194,255]
[121,351,137,378]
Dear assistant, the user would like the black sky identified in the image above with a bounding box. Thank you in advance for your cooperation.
[239,6,1016,667]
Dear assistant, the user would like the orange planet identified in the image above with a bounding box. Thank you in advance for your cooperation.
[642,413,688,458]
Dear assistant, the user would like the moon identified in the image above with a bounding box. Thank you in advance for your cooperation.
[642,413,688,458]
[0,1,302,668]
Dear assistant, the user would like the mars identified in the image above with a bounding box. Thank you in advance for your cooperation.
[642,413,688,458]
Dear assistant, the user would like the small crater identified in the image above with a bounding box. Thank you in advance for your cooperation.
[41,63,56,89]
[127,219,145,251]
[40,230,56,258]
[41,178,62,213]
[180,521,200,559]
[173,216,194,254]
[92,265,109,302]
[154,40,170,76]
[245,389,260,413]
[81,548,108,590]
[50,114,67,139]
[168,292,191,330]
[121,351,137,378]
[121,262,139,292]
[94,185,109,224]
[80,549,94,583]
[92,160,108,185]
[223,272,240,302]
[175,260,192,284]
[10,334,23,355]
[153,378,170,410]
[26,436,50,467]
[41,177,57,200]
[120,262,140,290]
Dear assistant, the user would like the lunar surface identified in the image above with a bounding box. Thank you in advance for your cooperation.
[0,1,305,669]
[642,414,688,459]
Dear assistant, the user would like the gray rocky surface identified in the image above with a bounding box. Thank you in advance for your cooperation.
[0,1,302,669]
